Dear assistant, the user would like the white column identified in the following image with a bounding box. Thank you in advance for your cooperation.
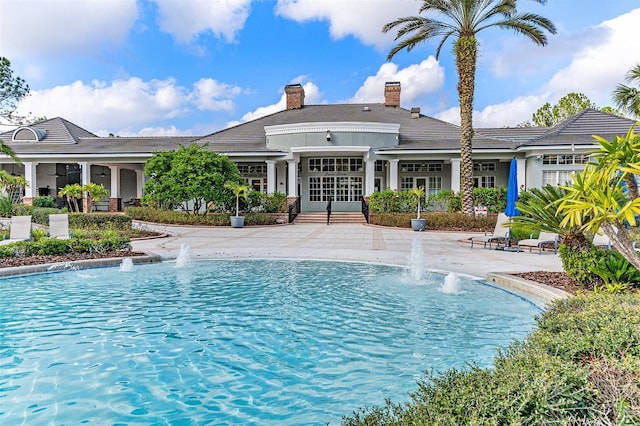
[135,170,144,198]
[266,160,276,194]
[388,159,399,191]
[365,159,375,196]
[516,158,526,191]
[450,158,461,192]
[109,165,120,198]
[287,159,298,197]
[79,162,90,185]
[276,162,287,193]
[24,162,38,198]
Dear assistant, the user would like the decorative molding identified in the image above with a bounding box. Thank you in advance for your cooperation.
[265,122,400,136]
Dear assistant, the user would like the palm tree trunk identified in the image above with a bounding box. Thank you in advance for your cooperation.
[624,174,639,201]
[455,36,477,215]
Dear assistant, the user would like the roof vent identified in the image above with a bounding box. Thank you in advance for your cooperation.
[363,106,370,112]
[411,107,420,119]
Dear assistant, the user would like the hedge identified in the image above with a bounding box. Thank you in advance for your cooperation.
[369,212,498,232]
[124,206,283,226]
[343,293,640,425]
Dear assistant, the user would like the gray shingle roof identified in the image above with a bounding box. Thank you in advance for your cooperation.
[0,108,635,157]
[196,103,512,152]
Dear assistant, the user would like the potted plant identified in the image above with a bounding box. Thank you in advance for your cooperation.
[409,186,426,231]
[225,181,249,228]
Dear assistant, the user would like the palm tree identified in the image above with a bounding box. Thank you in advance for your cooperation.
[612,63,640,119]
[383,0,556,215]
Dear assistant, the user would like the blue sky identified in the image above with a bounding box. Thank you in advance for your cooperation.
[1,0,639,137]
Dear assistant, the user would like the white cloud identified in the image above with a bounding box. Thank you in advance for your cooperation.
[15,77,247,136]
[436,94,551,128]
[350,58,444,105]
[457,8,640,128]
[192,78,244,111]
[0,0,138,58]
[227,79,323,127]
[543,8,640,107]
[153,0,252,43]
[275,0,418,48]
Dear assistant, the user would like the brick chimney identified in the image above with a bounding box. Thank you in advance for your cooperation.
[384,81,401,108]
[285,83,305,110]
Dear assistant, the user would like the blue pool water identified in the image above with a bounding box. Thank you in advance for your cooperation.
[0,259,540,425]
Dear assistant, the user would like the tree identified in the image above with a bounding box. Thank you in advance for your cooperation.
[83,182,109,213]
[58,183,84,212]
[383,0,556,215]
[0,57,29,121]
[224,181,249,217]
[0,57,29,164]
[557,126,640,271]
[528,93,596,127]
[612,63,640,119]
[143,143,242,215]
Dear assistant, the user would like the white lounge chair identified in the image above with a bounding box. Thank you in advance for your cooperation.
[470,213,510,249]
[49,213,70,239]
[517,231,559,254]
[592,232,612,249]
[0,215,32,245]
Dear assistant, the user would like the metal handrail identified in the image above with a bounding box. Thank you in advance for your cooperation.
[288,196,300,223]
[361,196,370,223]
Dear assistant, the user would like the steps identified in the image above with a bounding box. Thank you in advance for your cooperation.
[293,212,367,224]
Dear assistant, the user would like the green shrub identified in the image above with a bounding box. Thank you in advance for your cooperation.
[426,190,461,212]
[0,195,12,217]
[589,250,640,289]
[31,207,63,225]
[246,190,287,213]
[33,196,56,208]
[558,243,605,288]
[0,236,131,258]
[11,204,34,216]
[472,187,507,213]
[343,294,640,425]
[69,213,132,230]
[369,189,418,214]
[369,212,497,232]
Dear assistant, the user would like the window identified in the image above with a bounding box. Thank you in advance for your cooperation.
[308,158,321,172]
[375,160,384,172]
[428,176,442,195]
[400,177,413,191]
[473,176,495,188]
[309,177,322,201]
[543,154,589,165]
[237,163,266,176]
[473,162,496,172]
[399,162,442,172]
[542,171,573,186]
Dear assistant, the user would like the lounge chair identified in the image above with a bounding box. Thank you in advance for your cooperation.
[470,213,510,249]
[517,231,559,254]
[0,215,32,245]
[49,213,70,239]
[592,232,612,249]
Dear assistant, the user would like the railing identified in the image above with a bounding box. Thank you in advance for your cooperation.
[288,196,300,223]
[361,196,370,223]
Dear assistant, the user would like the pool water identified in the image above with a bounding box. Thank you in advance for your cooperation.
[0,259,540,425]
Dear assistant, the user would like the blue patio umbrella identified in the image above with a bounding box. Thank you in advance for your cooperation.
[505,157,520,217]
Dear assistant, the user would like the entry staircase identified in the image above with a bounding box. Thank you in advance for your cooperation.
[293,212,367,224]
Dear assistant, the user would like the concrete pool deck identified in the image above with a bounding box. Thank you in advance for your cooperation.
[130,222,568,302]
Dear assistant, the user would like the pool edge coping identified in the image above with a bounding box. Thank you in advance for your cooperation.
[486,272,568,304]
[0,255,162,278]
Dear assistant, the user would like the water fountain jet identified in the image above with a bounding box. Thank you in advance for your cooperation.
[176,243,192,268]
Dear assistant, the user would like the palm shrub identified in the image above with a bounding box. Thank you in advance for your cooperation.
[511,185,605,287]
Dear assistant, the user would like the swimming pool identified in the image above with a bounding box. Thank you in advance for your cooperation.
[0,259,540,425]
